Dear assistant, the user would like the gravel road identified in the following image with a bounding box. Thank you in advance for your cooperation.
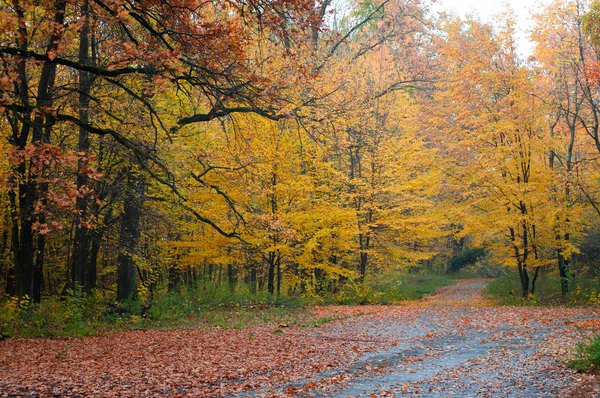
[263,280,600,397]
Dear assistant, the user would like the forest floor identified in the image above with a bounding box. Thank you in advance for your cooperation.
[1,280,600,397]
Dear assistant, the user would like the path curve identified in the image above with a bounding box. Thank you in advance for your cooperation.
[253,279,600,397]
[419,278,491,306]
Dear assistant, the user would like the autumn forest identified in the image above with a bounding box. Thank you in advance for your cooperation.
[4,0,600,395]
[2,0,599,306]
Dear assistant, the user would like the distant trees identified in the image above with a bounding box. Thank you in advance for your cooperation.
[422,12,598,297]
[1,0,599,303]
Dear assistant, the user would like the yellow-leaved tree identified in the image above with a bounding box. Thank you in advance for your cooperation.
[423,15,583,297]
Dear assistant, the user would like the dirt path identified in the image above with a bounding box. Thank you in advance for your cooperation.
[247,280,600,397]
[418,278,491,306]
[1,280,599,397]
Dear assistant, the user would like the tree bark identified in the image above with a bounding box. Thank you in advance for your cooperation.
[267,251,276,296]
[249,263,257,294]
[72,0,94,291]
[11,1,66,301]
[116,171,144,301]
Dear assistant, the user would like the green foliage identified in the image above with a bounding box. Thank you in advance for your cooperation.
[145,284,304,329]
[448,248,486,273]
[0,291,108,338]
[0,271,456,338]
[486,271,600,306]
[569,334,600,373]
[336,280,383,305]
[0,282,309,338]
[485,273,523,305]
[300,284,326,306]
[368,271,453,303]
[330,271,453,305]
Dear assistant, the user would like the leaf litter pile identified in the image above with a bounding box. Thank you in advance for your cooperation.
[1,280,600,397]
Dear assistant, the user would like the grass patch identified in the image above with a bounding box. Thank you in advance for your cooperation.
[0,271,454,338]
[570,334,600,373]
[486,271,600,306]
[0,285,309,339]
[367,272,453,303]
[331,272,453,305]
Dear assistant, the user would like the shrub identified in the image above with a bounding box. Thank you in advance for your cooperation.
[0,293,109,338]
[336,281,382,305]
[570,334,600,373]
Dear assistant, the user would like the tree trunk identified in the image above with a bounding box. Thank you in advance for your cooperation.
[519,263,530,298]
[33,227,45,303]
[11,0,66,301]
[267,252,276,296]
[359,244,368,279]
[18,182,35,299]
[531,266,540,296]
[249,264,257,294]
[558,248,569,297]
[87,229,100,291]
[276,257,281,297]
[510,227,530,297]
[314,267,324,293]
[116,172,144,301]
[32,184,48,303]
[168,263,181,292]
[227,263,236,292]
[6,182,18,296]
[72,0,94,291]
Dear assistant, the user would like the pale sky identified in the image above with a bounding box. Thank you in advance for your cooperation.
[431,0,544,58]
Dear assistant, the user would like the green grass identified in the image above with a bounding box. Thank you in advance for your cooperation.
[331,271,453,305]
[372,272,453,302]
[0,285,310,339]
[486,271,600,306]
[569,334,600,373]
[0,271,455,338]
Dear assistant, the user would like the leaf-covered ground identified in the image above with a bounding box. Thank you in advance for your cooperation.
[1,280,599,397]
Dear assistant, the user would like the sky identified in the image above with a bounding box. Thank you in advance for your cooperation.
[430,0,544,58]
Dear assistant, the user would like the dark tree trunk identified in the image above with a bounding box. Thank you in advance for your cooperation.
[519,263,530,298]
[227,263,236,292]
[116,172,144,301]
[359,247,368,279]
[11,0,66,301]
[531,266,540,296]
[6,188,18,296]
[276,257,281,297]
[558,249,569,297]
[267,252,276,296]
[18,182,35,299]
[72,0,93,291]
[88,230,100,291]
[510,226,530,298]
[168,263,181,292]
[249,264,257,294]
[32,182,49,303]
[314,267,324,293]
[33,226,45,304]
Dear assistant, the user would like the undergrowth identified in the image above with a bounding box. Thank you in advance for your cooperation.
[569,333,600,373]
[304,272,453,305]
[359,272,453,304]
[0,286,308,339]
[0,271,453,338]
[486,271,600,306]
